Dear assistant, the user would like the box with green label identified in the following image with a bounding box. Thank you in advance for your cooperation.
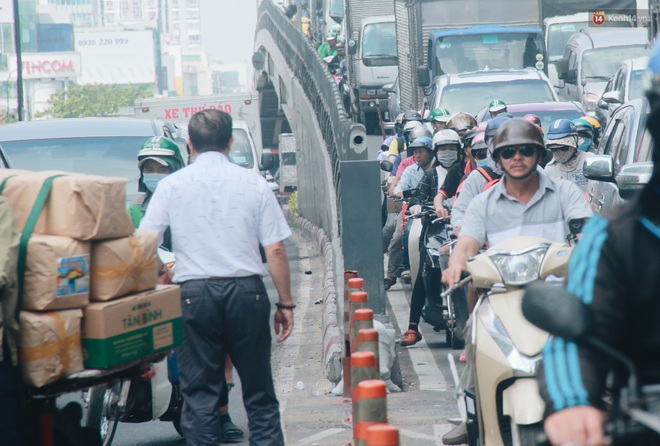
[81,285,182,369]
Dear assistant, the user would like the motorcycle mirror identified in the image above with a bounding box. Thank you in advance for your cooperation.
[380,160,393,172]
[522,282,592,340]
[402,188,420,199]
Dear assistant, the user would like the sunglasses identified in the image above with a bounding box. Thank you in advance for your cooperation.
[499,145,537,160]
[472,149,487,160]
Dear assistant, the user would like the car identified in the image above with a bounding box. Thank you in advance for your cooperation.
[0,117,187,203]
[428,68,558,117]
[596,56,649,125]
[554,28,650,114]
[475,101,586,134]
[583,98,651,213]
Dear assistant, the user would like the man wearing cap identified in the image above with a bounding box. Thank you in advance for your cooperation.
[318,30,338,59]
[429,108,452,133]
[544,119,594,193]
[488,99,507,119]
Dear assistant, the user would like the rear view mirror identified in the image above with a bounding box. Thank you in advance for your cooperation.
[522,282,592,340]
[565,68,577,84]
[616,162,653,199]
[348,39,357,56]
[260,152,276,171]
[584,155,615,182]
[568,217,589,236]
[402,188,420,199]
[417,65,430,88]
[380,160,393,172]
[555,58,568,79]
[601,90,622,105]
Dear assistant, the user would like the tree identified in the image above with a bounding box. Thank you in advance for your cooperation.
[37,84,154,119]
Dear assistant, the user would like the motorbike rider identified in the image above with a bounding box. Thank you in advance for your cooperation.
[129,137,244,442]
[429,108,452,133]
[544,119,594,193]
[581,115,602,147]
[387,110,424,163]
[440,118,592,445]
[488,99,507,118]
[573,117,598,152]
[384,135,434,290]
[401,130,461,346]
[537,43,660,446]
[318,29,338,59]
[388,121,427,189]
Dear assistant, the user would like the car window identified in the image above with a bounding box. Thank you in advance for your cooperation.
[613,67,625,92]
[598,108,624,155]
[567,50,577,70]
[635,129,653,162]
[228,128,255,169]
[438,80,557,116]
[608,109,633,168]
[628,69,647,100]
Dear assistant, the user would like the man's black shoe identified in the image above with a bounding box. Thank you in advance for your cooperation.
[384,277,397,290]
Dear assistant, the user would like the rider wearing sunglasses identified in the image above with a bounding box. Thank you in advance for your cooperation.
[442,118,592,289]
[544,119,594,193]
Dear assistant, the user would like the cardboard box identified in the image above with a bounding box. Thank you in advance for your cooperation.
[23,235,91,311]
[0,170,135,240]
[90,229,159,301]
[82,286,182,369]
[20,309,84,388]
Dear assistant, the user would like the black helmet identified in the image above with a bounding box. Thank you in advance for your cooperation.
[491,118,546,161]
[403,109,423,123]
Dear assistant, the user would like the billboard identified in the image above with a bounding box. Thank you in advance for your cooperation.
[9,52,82,80]
[75,30,156,85]
[0,0,13,23]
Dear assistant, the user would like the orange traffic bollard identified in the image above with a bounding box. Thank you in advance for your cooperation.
[350,308,374,352]
[344,272,360,345]
[354,380,388,446]
[351,352,379,433]
[355,328,380,373]
[344,277,364,397]
[366,424,399,446]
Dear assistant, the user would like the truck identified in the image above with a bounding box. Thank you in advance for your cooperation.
[339,0,398,133]
[395,0,641,113]
[133,92,270,176]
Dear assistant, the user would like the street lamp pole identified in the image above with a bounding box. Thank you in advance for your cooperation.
[12,0,23,121]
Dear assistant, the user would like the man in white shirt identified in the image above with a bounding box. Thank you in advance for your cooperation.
[141,109,294,445]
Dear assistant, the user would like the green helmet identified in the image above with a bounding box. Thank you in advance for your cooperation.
[488,99,507,113]
[429,107,451,123]
[137,136,185,172]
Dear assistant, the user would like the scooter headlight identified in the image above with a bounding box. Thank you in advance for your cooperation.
[487,244,550,286]
[477,300,542,375]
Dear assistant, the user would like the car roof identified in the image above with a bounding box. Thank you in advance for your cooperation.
[438,69,548,86]
[480,101,585,114]
[0,117,165,142]
[628,56,650,71]
[568,28,648,50]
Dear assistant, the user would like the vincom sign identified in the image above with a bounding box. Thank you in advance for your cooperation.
[9,53,82,80]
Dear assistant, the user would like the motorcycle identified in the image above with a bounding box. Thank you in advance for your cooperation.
[447,220,585,446]
[523,282,660,445]
[408,203,468,348]
[86,250,183,446]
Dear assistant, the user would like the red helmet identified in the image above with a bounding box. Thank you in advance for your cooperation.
[523,114,543,135]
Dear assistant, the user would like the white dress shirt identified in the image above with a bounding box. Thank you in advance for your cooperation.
[140,151,292,282]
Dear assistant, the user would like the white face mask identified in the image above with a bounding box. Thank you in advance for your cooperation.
[436,151,457,167]
[143,173,168,193]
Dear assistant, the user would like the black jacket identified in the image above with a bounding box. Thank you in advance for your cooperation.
[539,193,660,415]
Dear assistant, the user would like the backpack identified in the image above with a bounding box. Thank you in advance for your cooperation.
[454,165,501,201]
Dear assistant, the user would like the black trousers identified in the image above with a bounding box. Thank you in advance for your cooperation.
[177,276,284,446]
[0,339,19,446]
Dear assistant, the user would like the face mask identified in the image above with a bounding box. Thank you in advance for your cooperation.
[143,173,168,193]
[578,137,591,152]
[436,151,457,167]
[552,147,577,164]
[476,158,490,168]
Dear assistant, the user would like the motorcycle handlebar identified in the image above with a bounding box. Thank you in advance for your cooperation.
[440,274,472,298]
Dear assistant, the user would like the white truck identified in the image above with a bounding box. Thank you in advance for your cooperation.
[133,92,271,176]
[341,0,398,133]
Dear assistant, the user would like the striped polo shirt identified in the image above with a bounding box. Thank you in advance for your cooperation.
[460,170,592,247]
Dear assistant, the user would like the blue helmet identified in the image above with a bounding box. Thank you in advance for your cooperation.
[485,116,511,143]
[547,119,577,140]
[407,136,433,153]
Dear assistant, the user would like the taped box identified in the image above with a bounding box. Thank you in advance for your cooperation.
[23,234,91,311]
[0,169,135,240]
[20,309,84,388]
[82,285,182,369]
[90,229,159,301]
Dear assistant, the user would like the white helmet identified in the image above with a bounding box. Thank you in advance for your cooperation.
[432,129,461,149]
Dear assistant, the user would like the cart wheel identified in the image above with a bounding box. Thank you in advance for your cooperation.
[86,382,122,446]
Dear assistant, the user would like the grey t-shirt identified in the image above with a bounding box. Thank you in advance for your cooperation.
[460,171,593,247]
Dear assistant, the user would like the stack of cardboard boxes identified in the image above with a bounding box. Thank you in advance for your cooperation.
[0,170,182,387]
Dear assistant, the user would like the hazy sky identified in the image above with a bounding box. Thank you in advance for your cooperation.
[200,0,259,65]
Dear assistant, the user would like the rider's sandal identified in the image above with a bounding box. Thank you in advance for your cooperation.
[459,350,467,363]
[220,419,244,442]
[227,382,235,393]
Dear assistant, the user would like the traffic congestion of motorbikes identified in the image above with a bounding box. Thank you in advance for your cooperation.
[289,0,660,443]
